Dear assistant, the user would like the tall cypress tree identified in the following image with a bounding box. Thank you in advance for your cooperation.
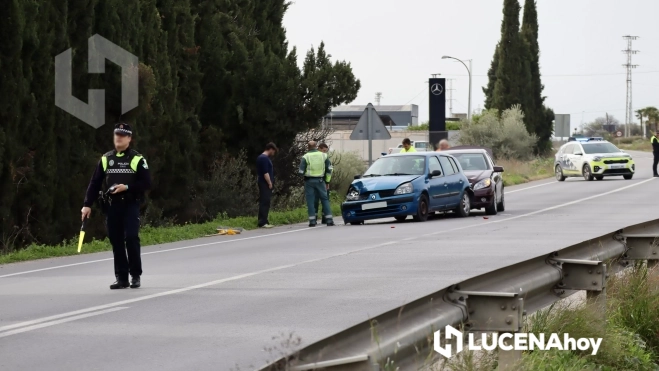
[483,44,499,110]
[491,0,532,125]
[521,0,552,151]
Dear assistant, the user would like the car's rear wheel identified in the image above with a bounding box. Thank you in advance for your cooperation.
[595,175,604,181]
[497,186,505,212]
[455,192,471,218]
[582,164,594,181]
[412,194,429,222]
[555,165,566,181]
[394,215,407,222]
[623,174,633,180]
[485,190,497,215]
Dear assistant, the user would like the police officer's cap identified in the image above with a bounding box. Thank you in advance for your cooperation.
[114,123,133,136]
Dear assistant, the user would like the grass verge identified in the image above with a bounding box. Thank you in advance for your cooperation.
[0,203,342,265]
[498,157,554,186]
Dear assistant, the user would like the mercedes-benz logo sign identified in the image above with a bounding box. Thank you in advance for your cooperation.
[371,194,376,200]
[431,83,443,96]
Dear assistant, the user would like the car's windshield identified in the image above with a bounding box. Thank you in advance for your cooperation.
[451,153,490,171]
[581,142,620,154]
[364,156,426,176]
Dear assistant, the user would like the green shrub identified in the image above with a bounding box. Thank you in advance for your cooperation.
[329,151,367,196]
[457,105,537,161]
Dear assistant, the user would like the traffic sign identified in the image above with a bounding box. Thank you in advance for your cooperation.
[616,131,622,137]
[350,103,391,165]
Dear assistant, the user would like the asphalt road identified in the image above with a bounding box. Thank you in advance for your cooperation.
[1,151,658,371]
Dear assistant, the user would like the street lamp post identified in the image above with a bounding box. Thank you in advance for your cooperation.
[442,56,472,122]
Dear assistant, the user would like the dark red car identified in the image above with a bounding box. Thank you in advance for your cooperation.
[442,147,505,215]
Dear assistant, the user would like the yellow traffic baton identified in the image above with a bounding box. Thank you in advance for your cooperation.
[78,218,88,253]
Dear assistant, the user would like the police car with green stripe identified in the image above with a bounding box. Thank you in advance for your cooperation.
[555,139,635,181]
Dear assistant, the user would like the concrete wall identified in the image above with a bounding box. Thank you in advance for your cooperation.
[327,130,461,162]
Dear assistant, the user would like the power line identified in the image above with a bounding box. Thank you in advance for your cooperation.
[623,35,639,137]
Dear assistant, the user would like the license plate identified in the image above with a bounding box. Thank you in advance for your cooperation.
[362,201,387,210]
[609,164,625,169]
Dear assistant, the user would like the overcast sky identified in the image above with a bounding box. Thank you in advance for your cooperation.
[283,0,659,132]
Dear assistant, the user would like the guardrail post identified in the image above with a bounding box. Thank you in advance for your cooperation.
[552,258,607,318]
[622,235,659,275]
[453,289,523,371]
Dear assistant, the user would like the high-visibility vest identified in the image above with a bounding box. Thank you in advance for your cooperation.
[101,149,145,187]
[651,135,658,144]
[401,146,416,153]
[303,151,326,177]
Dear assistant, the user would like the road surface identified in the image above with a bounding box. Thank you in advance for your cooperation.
[1,151,657,370]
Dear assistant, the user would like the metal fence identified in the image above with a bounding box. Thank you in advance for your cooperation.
[260,218,659,371]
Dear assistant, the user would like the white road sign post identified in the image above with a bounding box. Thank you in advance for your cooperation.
[349,103,391,166]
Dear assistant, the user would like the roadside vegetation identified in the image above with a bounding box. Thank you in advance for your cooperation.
[435,263,659,370]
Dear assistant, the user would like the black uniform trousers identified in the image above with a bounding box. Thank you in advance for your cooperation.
[106,199,142,281]
[654,151,659,176]
[258,180,273,227]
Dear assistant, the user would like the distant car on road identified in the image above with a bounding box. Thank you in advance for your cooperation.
[341,152,473,225]
[442,147,505,215]
[555,140,635,181]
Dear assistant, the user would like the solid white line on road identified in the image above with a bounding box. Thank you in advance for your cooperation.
[0,177,654,338]
[0,307,128,338]
[506,181,556,194]
[0,227,313,279]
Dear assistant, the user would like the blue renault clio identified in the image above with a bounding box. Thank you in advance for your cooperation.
[341,152,473,225]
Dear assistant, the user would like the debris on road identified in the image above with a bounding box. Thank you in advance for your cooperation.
[204,226,244,237]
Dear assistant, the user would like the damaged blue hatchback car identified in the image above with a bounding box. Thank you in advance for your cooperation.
[341,152,473,225]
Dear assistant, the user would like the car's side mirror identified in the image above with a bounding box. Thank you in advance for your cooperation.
[430,170,442,178]
[380,152,387,156]
[493,166,504,173]
[354,174,362,180]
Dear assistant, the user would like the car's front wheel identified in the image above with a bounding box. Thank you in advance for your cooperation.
[497,186,505,212]
[582,164,594,181]
[455,192,471,218]
[555,165,566,181]
[485,190,497,215]
[412,194,429,222]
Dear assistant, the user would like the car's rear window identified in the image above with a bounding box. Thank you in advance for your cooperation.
[451,153,490,171]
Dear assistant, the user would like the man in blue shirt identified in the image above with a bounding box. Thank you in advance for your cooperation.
[257,143,277,228]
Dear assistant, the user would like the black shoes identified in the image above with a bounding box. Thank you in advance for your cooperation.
[326,222,335,226]
[110,280,129,290]
[110,277,140,289]
[309,223,317,227]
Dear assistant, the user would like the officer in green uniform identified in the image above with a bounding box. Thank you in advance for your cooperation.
[299,141,334,227]
[652,131,659,177]
[81,123,152,289]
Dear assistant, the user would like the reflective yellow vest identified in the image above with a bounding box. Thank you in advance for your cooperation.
[401,146,416,153]
[303,151,327,177]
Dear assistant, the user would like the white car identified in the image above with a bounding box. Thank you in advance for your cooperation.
[554,140,635,181]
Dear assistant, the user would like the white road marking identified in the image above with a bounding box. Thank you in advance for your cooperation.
[0,177,654,338]
[0,307,128,338]
[506,181,556,194]
[0,227,312,279]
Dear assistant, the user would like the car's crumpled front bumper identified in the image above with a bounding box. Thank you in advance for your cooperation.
[341,194,417,222]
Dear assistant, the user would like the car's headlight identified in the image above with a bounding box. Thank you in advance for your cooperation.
[394,182,413,195]
[473,178,491,191]
[346,188,360,201]
[593,156,602,162]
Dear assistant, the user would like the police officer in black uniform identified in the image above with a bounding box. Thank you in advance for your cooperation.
[652,130,659,177]
[81,123,152,289]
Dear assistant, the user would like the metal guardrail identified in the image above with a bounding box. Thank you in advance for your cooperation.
[260,218,659,371]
